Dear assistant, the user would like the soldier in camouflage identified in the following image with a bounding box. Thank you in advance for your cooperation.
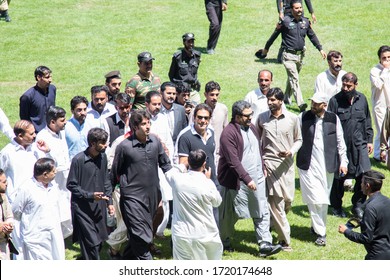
[125,52,161,110]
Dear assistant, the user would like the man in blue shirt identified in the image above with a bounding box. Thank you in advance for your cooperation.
[19,66,56,133]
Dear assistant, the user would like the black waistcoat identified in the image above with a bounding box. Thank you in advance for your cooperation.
[297,110,339,172]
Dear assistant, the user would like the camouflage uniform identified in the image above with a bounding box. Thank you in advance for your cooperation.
[125,72,161,110]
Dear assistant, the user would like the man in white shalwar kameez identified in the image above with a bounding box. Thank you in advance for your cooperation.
[370,45,390,161]
[145,91,174,238]
[297,92,348,246]
[165,149,222,260]
[36,106,73,238]
[0,120,50,259]
[12,158,65,260]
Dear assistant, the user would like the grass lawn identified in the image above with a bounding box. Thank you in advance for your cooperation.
[1,0,389,260]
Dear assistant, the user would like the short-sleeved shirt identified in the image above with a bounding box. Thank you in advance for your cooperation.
[125,72,161,110]
[177,125,217,184]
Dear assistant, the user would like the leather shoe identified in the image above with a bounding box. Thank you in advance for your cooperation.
[223,245,235,252]
[149,243,162,255]
[259,241,282,257]
[332,208,346,218]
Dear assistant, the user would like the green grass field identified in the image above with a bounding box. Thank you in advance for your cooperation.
[1,0,389,260]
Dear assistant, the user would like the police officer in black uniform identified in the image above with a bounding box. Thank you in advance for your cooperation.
[256,0,326,112]
[168,33,201,105]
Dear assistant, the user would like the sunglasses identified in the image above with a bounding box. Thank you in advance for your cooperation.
[240,112,254,118]
[196,115,210,121]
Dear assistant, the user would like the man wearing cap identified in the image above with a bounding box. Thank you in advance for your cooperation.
[205,0,228,55]
[125,52,161,110]
[105,71,122,104]
[297,92,348,246]
[255,0,326,112]
[169,33,201,105]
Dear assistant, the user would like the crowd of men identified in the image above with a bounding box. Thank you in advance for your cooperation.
[1,0,390,261]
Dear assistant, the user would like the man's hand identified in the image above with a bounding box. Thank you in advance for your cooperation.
[204,167,211,179]
[36,140,50,153]
[311,13,317,24]
[93,192,109,201]
[247,180,257,191]
[1,222,14,235]
[367,143,374,155]
[278,150,292,157]
[338,224,347,234]
[339,166,348,177]
[380,150,387,162]
[107,205,115,216]
[222,3,227,11]
[320,50,327,59]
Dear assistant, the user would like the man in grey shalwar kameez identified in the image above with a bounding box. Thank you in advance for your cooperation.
[218,100,282,257]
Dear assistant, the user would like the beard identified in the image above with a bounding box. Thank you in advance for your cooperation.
[333,65,342,72]
[343,89,357,99]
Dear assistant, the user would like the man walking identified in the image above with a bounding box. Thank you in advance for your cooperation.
[256,0,326,112]
[297,92,348,246]
[204,0,228,55]
[328,72,373,219]
[257,88,302,251]
[111,110,172,260]
[218,100,282,257]
[67,128,114,260]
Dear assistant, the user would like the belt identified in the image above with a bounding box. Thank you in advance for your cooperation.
[284,49,304,55]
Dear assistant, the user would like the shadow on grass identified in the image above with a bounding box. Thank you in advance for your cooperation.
[255,58,281,64]
[370,157,388,171]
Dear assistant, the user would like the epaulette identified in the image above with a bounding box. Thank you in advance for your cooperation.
[193,50,201,57]
[173,51,182,58]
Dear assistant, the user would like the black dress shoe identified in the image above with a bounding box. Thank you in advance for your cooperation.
[259,241,282,257]
[223,245,235,252]
[149,243,162,255]
[332,208,346,218]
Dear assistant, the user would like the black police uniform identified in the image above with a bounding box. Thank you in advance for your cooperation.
[168,49,201,91]
[265,14,322,55]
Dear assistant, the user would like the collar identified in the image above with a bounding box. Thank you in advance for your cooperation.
[161,104,174,113]
[34,84,50,96]
[32,177,54,191]
[43,126,61,139]
[190,123,213,141]
[130,133,153,147]
[11,139,32,152]
[137,71,154,81]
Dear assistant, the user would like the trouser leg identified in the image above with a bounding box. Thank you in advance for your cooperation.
[79,239,101,260]
[268,195,291,245]
[351,175,366,209]
[206,3,222,50]
[330,176,345,210]
[218,187,238,247]
[307,203,327,237]
[282,52,304,106]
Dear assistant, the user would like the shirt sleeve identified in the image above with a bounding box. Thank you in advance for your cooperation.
[344,205,376,245]
[66,156,95,201]
[336,115,349,168]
